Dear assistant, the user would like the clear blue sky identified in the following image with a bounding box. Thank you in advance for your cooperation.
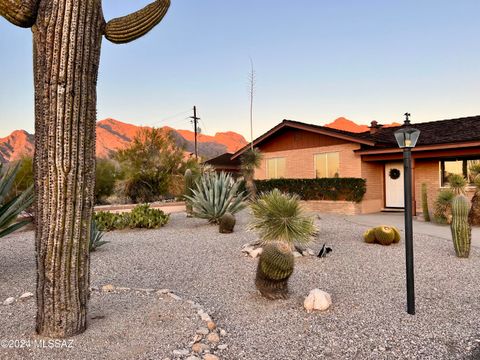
[1,0,479,139]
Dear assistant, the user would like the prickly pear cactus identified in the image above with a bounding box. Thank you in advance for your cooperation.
[255,242,294,300]
[184,169,194,217]
[450,195,471,258]
[363,229,376,243]
[219,212,236,233]
[374,226,395,246]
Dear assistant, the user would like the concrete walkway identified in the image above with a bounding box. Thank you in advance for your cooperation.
[344,212,480,248]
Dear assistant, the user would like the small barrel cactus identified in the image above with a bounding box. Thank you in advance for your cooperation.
[373,226,395,246]
[255,242,294,300]
[391,226,401,243]
[184,169,194,217]
[450,195,471,258]
[363,229,376,244]
[219,212,236,233]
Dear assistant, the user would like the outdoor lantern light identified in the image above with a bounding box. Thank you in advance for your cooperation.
[394,113,420,315]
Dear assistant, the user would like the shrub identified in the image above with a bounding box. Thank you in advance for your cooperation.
[11,156,33,199]
[185,172,248,224]
[94,211,127,231]
[434,189,455,224]
[126,204,169,229]
[254,178,366,203]
[469,174,480,226]
[89,220,109,252]
[248,189,317,246]
[95,158,121,204]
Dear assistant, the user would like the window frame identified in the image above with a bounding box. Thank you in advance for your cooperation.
[266,157,286,179]
[439,157,480,187]
[314,151,340,178]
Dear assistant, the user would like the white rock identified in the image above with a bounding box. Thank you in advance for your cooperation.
[304,289,332,312]
[168,293,182,301]
[219,329,227,336]
[172,349,189,356]
[3,297,15,306]
[306,248,316,256]
[157,288,170,295]
[197,310,211,322]
[186,356,201,360]
[249,247,263,258]
[293,251,302,258]
[218,344,228,350]
[196,327,209,335]
[19,292,34,300]
[241,246,254,254]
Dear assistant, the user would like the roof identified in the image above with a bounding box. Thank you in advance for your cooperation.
[232,115,480,158]
[204,152,241,167]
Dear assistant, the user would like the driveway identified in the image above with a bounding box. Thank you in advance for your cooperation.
[344,212,480,248]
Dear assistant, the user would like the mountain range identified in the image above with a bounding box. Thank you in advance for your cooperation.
[0,117,400,163]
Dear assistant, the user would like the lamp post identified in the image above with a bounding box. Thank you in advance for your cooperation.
[394,113,420,315]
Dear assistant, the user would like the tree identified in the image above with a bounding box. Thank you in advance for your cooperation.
[115,128,186,203]
[1,0,171,338]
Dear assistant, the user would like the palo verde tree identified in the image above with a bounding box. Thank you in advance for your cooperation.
[0,0,171,338]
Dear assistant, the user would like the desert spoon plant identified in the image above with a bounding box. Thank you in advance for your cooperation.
[1,0,170,337]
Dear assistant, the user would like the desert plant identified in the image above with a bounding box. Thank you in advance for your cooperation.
[363,225,400,245]
[126,204,169,229]
[448,174,467,195]
[219,212,236,233]
[450,195,471,258]
[434,189,455,224]
[95,158,121,204]
[241,148,263,198]
[421,183,431,222]
[363,229,376,244]
[255,242,294,300]
[11,156,34,199]
[184,169,194,217]
[248,189,317,246]
[94,211,127,231]
[89,220,108,252]
[185,172,248,224]
[469,174,480,226]
[0,163,35,238]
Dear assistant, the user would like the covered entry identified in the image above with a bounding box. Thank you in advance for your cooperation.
[385,162,404,208]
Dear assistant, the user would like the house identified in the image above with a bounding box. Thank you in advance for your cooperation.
[229,116,480,215]
[204,152,241,175]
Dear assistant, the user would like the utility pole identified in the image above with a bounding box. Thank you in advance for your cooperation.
[190,106,200,159]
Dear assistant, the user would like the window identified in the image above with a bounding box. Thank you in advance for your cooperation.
[440,159,480,186]
[266,158,286,179]
[314,152,340,178]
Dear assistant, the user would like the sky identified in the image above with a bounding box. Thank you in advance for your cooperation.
[1,0,479,140]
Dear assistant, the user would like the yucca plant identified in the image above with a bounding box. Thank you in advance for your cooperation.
[434,189,455,224]
[248,189,317,247]
[448,174,467,195]
[240,148,263,198]
[469,174,480,226]
[89,220,109,252]
[0,163,34,238]
[185,172,248,224]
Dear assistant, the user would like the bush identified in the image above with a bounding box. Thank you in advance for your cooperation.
[248,189,317,246]
[11,156,34,199]
[434,189,455,224]
[185,172,248,224]
[254,178,366,203]
[89,220,109,252]
[95,158,121,204]
[94,204,169,231]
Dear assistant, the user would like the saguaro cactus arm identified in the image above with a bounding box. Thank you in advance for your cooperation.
[0,0,39,28]
[104,0,170,44]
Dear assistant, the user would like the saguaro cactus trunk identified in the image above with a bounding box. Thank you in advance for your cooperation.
[1,0,170,338]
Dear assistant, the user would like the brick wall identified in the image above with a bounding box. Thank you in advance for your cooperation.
[360,161,384,213]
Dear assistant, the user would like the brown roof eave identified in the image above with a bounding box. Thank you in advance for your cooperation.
[354,140,480,155]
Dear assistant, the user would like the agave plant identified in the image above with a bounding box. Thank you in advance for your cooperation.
[248,189,317,246]
[89,220,109,252]
[185,172,248,224]
[0,163,34,238]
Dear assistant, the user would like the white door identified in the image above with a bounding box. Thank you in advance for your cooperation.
[385,162,404,208]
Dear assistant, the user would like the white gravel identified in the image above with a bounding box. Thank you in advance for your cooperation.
[1,211,479,359]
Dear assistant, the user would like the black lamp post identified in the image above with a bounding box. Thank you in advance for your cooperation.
[394,113,420,315]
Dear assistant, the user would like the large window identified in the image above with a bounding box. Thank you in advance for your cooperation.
[266,157,286,179]
[314,152,340,178]
[440,159,480,186]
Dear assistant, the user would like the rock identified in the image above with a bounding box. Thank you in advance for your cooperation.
[241,245,254,254]
[192,343,209,353]
[306,248,316,256]
[186,356,201,360]
[293,251,302,258]
[116,287,131,291]
[196,327,209,336]
[157,289,170,295]
[249,247,263,258]
[304,289,332,312]
[203,354,219,360]
[207,321,216,330]
[217,344,228,350]
[206,333,220,344]
[102,284,115,292]
[172,349,189,356]
[3,297,15,306]
[168,293,182,301]
[219,329,227,337]
[198,310,211,322]
[193,334,203,343]
[19,292,34,300]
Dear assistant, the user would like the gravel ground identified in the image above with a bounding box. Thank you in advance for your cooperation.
[1,211,480,360]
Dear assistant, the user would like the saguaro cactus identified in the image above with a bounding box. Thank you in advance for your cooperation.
[184,169,194,217]
[1,0,170,338]
[421,183,431,222]
[450,195,471,258]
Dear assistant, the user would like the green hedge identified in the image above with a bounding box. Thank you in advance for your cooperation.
[254,178,367,203]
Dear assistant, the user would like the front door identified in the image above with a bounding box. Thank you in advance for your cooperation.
[385,162,404,208]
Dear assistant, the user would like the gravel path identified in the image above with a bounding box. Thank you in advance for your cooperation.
[1,211,479,359]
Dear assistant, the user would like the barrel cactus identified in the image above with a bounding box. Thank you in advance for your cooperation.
[363,229,376,244]
[219,212,236,233]
[374,226,395,245]
[184,169,194,217]
[255,242,294,300]
[391,226,401,243]
[450,195,471,258]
